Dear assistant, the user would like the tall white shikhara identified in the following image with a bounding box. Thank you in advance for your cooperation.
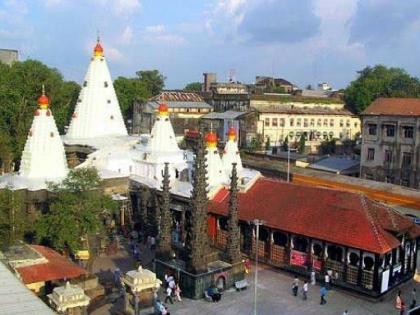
[65,38,127,139]
[19,90,68,180]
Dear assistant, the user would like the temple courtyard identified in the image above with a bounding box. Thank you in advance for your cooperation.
[90,241,416,315]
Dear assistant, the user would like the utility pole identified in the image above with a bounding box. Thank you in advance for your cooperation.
[253,219,265,315]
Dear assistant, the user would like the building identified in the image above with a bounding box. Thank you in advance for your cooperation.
[3,244,87,293]
[202,73,250,112]
[252,95,360,151]
[307,155,360,176]
[360,98,420,189]
[208,178,420,297]
[65,38,128,141]
[199,110,258,147]
[254,76,297,93]
[133,91,212,136]
[0,48,18,65]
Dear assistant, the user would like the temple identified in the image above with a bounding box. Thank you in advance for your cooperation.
[65,37,127,142]
[0,88,68,190]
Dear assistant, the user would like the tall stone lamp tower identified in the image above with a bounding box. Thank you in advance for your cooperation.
[186,136,210,272]
[158,162,172,259]
[226,163,241,263]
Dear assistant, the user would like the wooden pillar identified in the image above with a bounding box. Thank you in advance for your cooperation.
[321,241,327,274]
[357,250,364,287]
[287,233,292,265]
[343,247,349,283]
[373,254,381,293]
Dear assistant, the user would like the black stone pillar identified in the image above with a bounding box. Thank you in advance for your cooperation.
[373,254,381,293]
[357,250,364,287]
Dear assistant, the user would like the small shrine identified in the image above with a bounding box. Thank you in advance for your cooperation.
[47,281,90,315]
[122,266,162,315]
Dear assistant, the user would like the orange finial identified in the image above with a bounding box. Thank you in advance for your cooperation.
[228,127,236,141]
[205,131,217,148]
[158,103,169,117]
[37,85,49,109]
[93,35,104,57]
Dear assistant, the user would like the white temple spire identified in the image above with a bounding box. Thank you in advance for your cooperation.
[65,37,127,140]
[205,130,227,187]
[222,126,242,175]
[19,89,68,180]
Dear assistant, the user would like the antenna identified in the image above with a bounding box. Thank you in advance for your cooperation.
[96,29,101,42]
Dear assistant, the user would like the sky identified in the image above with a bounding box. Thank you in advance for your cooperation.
[1,0,420,89]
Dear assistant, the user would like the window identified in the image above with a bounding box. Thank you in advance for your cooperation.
[104,81,108,88]
[310,118,315,127]
[264,118,270,127]
[107,99,111,104]
[83,81,87,87]
[368,124,377,135]
[329,131,334,138]
[323,119,328,127]
[402,152,412,168]
[279,118,285,127]
[340,120,344,127]
[367,148,375,161]
[272,118,278,127]
[329,119,334,127]
[290,118,294,127]
[384,150,392,163]
[289,131,294,138]
[323,131,328,140]
[303,118,308,127]
[317,119,322,127]
[354,122,358,128]
[297,118,301,127]
[346,120,350,127]
[385,125,395,137]
[403,126,414,138]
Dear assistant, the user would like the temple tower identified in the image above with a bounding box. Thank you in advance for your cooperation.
[222,127,243,175]
[226,163,241,263]
[19,88,68,181]
[65,37,127,140]
[205,131,227,187]
[158,162,172,259]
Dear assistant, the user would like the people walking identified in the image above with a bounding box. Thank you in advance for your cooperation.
[165,286,174,304]
[292,276,299,297]
[320,286,327,305]
[302,281,308,300]
[174,284,182,302]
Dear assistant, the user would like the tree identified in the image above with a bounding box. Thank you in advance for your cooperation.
[282,136,289,152]
[36,168,118,253]
[114,76,148,120]
[344,65,420,113]
[298,134,306,154]
[0,188,26,249]
[184,82,202,92]
[136,70,166,96]
[320,139,337,155]
[114,70,166,121]
[0,60,80,169]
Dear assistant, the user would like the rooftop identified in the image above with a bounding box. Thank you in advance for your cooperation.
[254,104,355,116]
[308,156,360,174]
[209,178,420,254]
[362,97,420,116]
[0,261,55,315]
[251,94,343,104]
[152,90,205,102]
[201,110,249,120]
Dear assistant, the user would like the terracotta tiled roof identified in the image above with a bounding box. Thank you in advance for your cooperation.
[208,178,418,254]
[153,91,204,102]
[362,97,420,116]
[15,245,87,284]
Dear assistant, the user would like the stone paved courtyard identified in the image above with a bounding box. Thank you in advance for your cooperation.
[90,239,418,315]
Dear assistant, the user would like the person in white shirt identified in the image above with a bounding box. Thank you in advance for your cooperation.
[325,273,330,290]
[302,281,309,300]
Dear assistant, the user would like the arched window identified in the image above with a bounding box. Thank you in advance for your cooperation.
[363,256,374,271]
[273,231,287,247]
[349,252,359,266]
[219,217,228,231]
[312,243,322,257]
[258,227,269,242]
[293,236,308,252]
[327,245,343,262]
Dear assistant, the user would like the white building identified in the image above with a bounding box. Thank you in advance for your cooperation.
[65,38,127,141]
[0,89,68,190]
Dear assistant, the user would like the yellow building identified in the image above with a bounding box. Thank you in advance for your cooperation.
[252,95,360,152]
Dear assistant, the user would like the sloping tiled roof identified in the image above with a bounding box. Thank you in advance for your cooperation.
[208,178,419,254]
[15,245,87,284]
[152,91,204,102]
[255,105,355,116]
[362,98,420,116]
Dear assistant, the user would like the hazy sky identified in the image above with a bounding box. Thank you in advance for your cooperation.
[1,0,420,89]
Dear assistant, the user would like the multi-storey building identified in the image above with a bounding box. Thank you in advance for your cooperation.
[360,98,420,189]
[0,48,18,65]
[252,95,360,151]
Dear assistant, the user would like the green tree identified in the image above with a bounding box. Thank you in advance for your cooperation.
[36,168,118,253]
[298,134,306,154]
[344,65,420,113]
[320,139,337,155]
[0,60,80,168]
[136,70,166,96]
[0,188,26,248]
[114,70,166,121]
[184,82,202,92]
[282,136,289,151]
